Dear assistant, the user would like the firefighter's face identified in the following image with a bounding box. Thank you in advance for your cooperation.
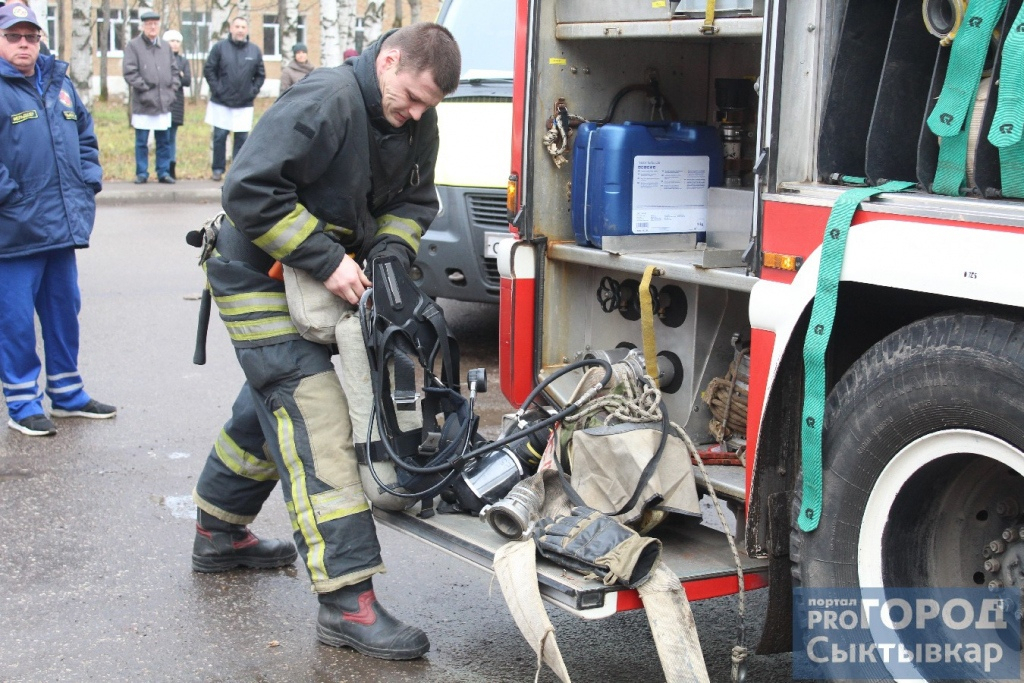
[377,48,443,128]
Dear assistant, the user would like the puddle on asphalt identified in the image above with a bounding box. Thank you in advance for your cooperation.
[0,468,33,483]
[157,494,197,519]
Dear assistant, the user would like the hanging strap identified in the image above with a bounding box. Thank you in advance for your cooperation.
[639,265,661,386]
[927,0,1007,137]
[988,4,1024,197]
[928,0,1007,195]
[798,180,915,533]
[700,0,718,35]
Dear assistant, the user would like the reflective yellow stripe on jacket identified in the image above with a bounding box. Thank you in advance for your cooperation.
[254,205,320,260]
[374,213,423,252]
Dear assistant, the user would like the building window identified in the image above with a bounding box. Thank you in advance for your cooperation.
[262,14,305,57]
[95,9,139,55]
[181,11,212,58]
[46,5,57,53]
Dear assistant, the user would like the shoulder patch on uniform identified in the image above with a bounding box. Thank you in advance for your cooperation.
[11,110,38,124]
[59,90,73,108]
[294,122,315,139]
[63,111,78,120]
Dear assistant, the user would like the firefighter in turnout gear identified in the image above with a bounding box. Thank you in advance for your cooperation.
[190,24,461,661]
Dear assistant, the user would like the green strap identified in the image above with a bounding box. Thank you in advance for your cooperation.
[989,5,1024,197]
[928,0,1007,195]
[932,90,977,196]
[927,0,1007,138]
[799,180,915,533]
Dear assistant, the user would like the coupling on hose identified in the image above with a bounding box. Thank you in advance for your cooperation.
[922,0,967,45]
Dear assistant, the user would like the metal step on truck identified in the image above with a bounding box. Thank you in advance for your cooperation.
[375,1,1024,680]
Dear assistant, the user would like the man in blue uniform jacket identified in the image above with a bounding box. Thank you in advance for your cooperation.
[0,3,116,436]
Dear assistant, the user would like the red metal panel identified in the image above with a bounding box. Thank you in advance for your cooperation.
[614,571,770,613]
[745,328,775,510]
[499,273,536,406]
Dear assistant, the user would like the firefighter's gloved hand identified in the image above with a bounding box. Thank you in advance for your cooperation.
[364,240,415,279]
[534,506,662,588]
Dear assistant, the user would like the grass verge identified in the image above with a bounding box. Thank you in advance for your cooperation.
[90,97,273,181]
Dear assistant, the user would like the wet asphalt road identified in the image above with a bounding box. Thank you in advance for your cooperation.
[0,200,792,682]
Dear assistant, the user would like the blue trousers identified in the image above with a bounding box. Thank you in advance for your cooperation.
[0,249,92,421]
[135,128,172,179]
[211,127,248,174]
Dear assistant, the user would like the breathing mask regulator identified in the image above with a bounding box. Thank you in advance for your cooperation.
[357,255,616,515]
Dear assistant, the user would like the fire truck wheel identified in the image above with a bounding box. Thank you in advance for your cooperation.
[791,312,1024,682]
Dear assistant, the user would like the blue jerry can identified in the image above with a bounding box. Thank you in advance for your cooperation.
[571,121,723,248]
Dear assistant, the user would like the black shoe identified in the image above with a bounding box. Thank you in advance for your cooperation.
[169,161,176,180]
[158,175,176,184]
[134,175,147,184]
[212,171,223,182]
[50,399,116,419]
[8,414,57,436]
[317,580,430,660]
[192,510,297,572]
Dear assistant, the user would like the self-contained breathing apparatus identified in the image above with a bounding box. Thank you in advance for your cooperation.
[357,255,561,514]
[357,256,695,527]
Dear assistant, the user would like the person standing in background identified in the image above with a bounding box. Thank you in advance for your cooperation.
[123,10,179,184]
[204,16,264,182]
[278,42,313,96]
[163,28,190,180]
[0,3,116,436]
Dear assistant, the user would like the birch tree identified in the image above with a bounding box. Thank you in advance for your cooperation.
[99,0,111,100]
[363,1,384,45]
[278,0,301,62]
[69,0,92,103]
[338,0,357,55]
[209,0,232,44]
[408,0,421,24]
[393,0,402,28]
[320,0,340,67]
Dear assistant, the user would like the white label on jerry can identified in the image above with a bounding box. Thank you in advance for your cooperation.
[631,155,709,234]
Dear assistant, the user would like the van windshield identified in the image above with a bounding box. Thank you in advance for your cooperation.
[441,0,515,79]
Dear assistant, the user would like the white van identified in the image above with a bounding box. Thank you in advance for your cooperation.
[409,0,514,304]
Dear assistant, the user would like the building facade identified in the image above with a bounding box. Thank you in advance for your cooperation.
[37,0,440,98]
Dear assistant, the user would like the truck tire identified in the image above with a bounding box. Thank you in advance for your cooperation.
[791,312,1024,682]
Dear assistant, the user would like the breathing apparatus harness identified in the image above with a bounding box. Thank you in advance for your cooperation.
[358,255,624,509]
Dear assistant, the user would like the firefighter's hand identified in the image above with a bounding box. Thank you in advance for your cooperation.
[323,254,371,305]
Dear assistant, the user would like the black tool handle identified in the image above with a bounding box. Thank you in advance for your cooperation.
[193,288,212,365]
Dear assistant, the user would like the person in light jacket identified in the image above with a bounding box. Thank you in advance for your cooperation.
[123,10,179,184]
[278,42,313,96]
[163,28,191,180]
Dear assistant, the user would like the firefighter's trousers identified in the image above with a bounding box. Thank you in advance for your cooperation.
[194,338,385,593]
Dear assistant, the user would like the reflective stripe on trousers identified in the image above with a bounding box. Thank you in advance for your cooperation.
[194,337,385,591]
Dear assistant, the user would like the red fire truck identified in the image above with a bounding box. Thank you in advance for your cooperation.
[376,0,1024,677]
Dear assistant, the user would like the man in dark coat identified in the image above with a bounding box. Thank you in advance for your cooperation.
[123,10,179,184]
[203,16,264,181]
[190,23,460,661]
[0,3,115,436]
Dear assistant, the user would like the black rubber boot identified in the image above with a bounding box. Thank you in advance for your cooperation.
[317,579,430,660]
[192,509,298,573]
[169,161,176,180]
